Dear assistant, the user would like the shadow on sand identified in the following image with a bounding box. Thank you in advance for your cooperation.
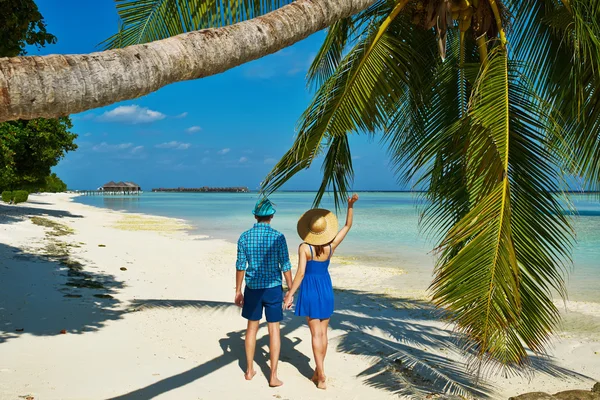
[0,203,84,225]
[104,293,593,400]
[0,240,124,343]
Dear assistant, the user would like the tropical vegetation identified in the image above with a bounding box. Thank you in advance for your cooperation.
[1,190,29,204]
[1,191,13,203]
[0,1,76,194]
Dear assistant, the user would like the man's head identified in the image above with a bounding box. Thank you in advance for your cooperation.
[253,198,276,223]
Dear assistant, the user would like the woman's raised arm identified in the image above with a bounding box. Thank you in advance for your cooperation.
[331,194,359,251]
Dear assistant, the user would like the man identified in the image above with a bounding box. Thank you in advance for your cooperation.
[235,198,292,387]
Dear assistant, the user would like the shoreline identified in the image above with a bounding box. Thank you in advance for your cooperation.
[0,193,598,399]
[72,192,600,306]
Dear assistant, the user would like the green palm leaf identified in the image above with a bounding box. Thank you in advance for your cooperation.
[306,17,353,90]
[262,1,421,205]
[306,0,399,89]
[545,0,600,191]
[313,135,354,209]
[431,47,574,370]
[101,0,292,49]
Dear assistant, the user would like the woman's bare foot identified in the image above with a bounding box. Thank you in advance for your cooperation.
[311,372,318,383]
[316,375,327,390]
[269,376,284,387]
[244,370,256,381]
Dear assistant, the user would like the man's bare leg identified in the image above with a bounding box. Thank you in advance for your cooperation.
[245,320,259,380]
[267,322,283,387]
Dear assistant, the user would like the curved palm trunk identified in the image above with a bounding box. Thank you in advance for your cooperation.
[0,0,376,122]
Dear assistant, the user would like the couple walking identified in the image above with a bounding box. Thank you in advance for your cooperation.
[234,194,359,389]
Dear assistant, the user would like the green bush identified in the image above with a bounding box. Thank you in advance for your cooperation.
[13,190,28,204]
[1,191,12,203]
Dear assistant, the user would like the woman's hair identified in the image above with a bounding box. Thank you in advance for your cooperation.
[311,241,332,258]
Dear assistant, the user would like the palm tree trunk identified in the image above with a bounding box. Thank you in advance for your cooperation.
[0,0,376,122]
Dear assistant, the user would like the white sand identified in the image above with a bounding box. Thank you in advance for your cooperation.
[0,193,598,400]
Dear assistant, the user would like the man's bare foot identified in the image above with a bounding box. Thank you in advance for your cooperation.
[311,372,318,382]
[244,370,256,381]
[269,377,284,387]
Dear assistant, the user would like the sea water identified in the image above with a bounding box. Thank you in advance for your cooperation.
[75,192,600,303]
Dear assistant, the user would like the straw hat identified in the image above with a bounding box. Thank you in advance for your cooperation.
[297,209,339,245]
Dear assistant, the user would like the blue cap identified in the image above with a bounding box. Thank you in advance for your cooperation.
[253,198,276,217]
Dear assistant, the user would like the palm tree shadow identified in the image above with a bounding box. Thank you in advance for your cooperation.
[0,203,84,225]
[0,242,124,344]
[327,290,594,399]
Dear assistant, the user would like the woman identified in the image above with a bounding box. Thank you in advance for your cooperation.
[283,193,359,389]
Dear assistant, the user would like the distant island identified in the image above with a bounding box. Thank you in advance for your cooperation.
[151,186,249,193]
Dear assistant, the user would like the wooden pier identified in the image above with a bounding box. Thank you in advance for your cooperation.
[152,186,249,193]
[78,189,142,196]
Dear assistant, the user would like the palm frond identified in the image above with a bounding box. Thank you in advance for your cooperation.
[313,135,354,210]
[306,18,354,90]
[384,28,474,241]
[430,47,574,370]
[545,0,600,191]
[262,3,420,204]
[305,0,399,90]
[101,0,292,49]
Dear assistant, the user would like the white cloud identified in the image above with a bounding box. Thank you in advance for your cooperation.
[155,141,191,150]
[264,158,277,165]
[186,126,202,133]
[175,112,188,119]
[218,148,231,155]
[131,145,144,154]
[239,157,249,163]
[92,142,133,152]
[98,105,166,124]
[83,132,92,137]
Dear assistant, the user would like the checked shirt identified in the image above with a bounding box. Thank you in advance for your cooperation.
[236,223,292,289]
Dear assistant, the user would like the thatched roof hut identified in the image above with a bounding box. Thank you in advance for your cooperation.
[100,181,141,192]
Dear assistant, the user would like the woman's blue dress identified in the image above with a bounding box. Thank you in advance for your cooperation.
[295,244,334,319]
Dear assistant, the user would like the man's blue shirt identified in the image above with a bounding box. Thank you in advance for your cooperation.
[236,223,292,289]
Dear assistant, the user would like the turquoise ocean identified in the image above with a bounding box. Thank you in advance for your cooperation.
[74,192,600,303]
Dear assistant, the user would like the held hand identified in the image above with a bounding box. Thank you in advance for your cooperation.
[234,292,244,307]
[348,193,359,206]
[283,292,294,310]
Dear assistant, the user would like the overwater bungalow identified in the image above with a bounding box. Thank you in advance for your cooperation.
[80,181,142,195]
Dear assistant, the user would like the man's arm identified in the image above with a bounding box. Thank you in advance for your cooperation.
[235,236,247,307]
[235,270,245,306]
[278,235,293,289]
[283,270,293,290]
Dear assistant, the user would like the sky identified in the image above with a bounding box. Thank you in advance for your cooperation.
[28,0,402,191]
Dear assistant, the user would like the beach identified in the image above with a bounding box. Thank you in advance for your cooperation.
[0,193,599,400]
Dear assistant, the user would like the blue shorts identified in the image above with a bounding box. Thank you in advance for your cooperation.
[242,286,283,323]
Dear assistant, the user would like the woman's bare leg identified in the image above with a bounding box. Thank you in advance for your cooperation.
[307,317,327,389]
[320,318,330,359]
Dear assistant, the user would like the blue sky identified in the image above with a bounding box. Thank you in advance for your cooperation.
[29,0,401,191]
